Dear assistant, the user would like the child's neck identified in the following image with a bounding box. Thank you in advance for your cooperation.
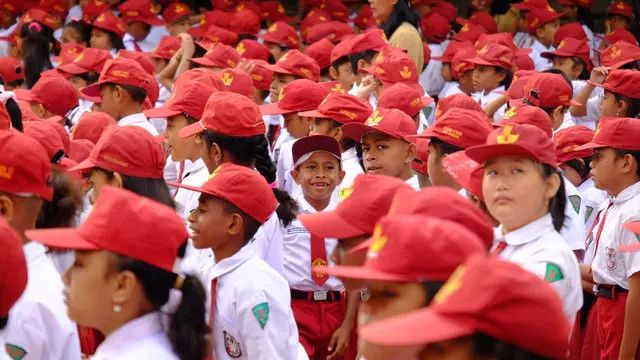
[536,38,552,48]
[398,166,415,182]
[305,195,331,212]
[118,104,143,121]
[606,177,640,198]
[211,238,246,263]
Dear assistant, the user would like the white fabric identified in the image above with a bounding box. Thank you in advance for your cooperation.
[338,147,364,194]
[204,244,300,359]
[472,86,507,122]
[405,174,420,190]
[591,182,640,289]
[272,128,292,163]
[65,4,83,24]
[493,214,583,323]
[437,81,464,100]
[4,242,81,359]
[530,39,554,72]
[566,80,594,129]
[0,331,11,360]
[252,212,286,275]
[514,32,535,48]
[420,43,445,97]
[123,31,160,53]
[579,178,608,240]
[70,99,94,125]
[0,21,17,57]
[276,139,300,198]
[562,176,587,251]
[118,112,159,136]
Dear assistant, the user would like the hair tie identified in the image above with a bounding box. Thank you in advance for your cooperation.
[173,274,185,290]
[28,22,42,33]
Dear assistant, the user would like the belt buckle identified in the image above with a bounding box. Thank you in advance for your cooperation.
[313,291,328,301]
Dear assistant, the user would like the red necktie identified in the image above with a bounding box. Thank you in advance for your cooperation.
[133,41,143,52]
[207,278,218,360]
[310,234,329,286]
[490,241,508,256]
[592,201,614,253]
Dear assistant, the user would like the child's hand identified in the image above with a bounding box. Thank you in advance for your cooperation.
[326,324,351,360]
[178,33,196,58]
[236,59,256,75]
[356,74,378,100]
[589,66,610,85]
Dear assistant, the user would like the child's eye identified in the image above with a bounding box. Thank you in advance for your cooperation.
[362,146,370,152]
[377,145,387,150]
[512,168,524,174]
[485,169,497,176]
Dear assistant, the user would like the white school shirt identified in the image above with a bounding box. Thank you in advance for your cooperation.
[0,21,17,57]
[0,331,10,360]
[530,39,554,72]
[514,32,535,49]
[283,196,343,292]
[437,81,464,100]
[405,174,420,190]
[581,89,604,130]
[578,178,608,235]
[204,244,300,360]
[91,312,178,359]
[119,112,159,136]
[272,128,292,163]
[70,99,94,125]
[420,43,445,97]
[562,176,587,251]
[276,139,301,198]
[4,242,81,360]
[565,80,593,129]
[339,147,364,193]
[493,214,583,323]
[591,181,640,289]
[123,32,160,53]
[252,212,286,274]
[472,86,507,122]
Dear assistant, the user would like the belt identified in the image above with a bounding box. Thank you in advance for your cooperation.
[593,284,628,299]
[290,289,342,302]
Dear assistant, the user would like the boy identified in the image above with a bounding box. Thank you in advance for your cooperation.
[162,2,192,36]
[528,5,562,71]
[377,82,433,131]
[261,20,300,62]
[575,117,640,359]
[0,130,81,359]
[328,36,357,92]
[80,57,159,135]
[119,0,165,52]
[18,74,79,120]
[418,11,450,97]
[523,71,578,131]
[345,29,388,95]
[342,107,419,189]
[604,0,633,35]
[180,163,303,359]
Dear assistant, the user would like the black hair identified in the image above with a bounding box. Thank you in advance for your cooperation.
[331,55,351,71]
[103,83,148,104]
[111,254,208,360]
[470,332,554,360]
[220,197,262,242]
[36,169,83,228]
[380,0,420,39]
[543,164,566,232]
[419,280,445,305]
[64,20,92,46]
[238,34,258,42]
[97,168,176,209]
[0,78,23,131]
[20,22,58,89]
[525,69,572,115]
[570,56,590,80]
[0,317,6,329]
[564,157,593,181]
[73,71,101,85]
[108,30,126,51]
[614,149,640,177]
[349,49,379,74]
[201,131,298,226]
[429,137,464,158]
[612,91,640,118]
[576,7,594,30]
[497,68,513,89]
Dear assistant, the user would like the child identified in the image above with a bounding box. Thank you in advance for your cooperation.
[345,29,387,94]
[80,57,159,135]
[449,48,478,97]
[360,255,571,360]
[179,163,303,359]
[528,5,562,71]
[119,0,164,53]
[575,117,640,359]
[283,135,354,359]
[60,19,91,47]
[18,74,79,121]
[90,11,126,55]
[261,20,300,62]
[543,37,592,82]
[342,108,418,188]
[465,123,583,323]
[303,38,334,82]
[377,82,433,131]
[604,0,633,35]
[522,71,578,131]
[328,37,357,92]
[57,47,112,90]
[26,186,209,359]
[592,69,640,118]
[19,10,60,88]
[163,2,192,36]
[418,11,450,97]
[148,36,181,74]
[0,130,81,359]
[433,41,475,99]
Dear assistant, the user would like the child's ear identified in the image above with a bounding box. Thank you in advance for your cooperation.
[551,106,564,129]
[536,27,545,40]
[111,172,124,188]
[357,59,368,71]
[495,69,507,83]
[0,195,15,223]
[620,153,639,176]
[544,172,561,200]
[405,143,417,163]
[333,126,344,142]
[227,213,244,236]
[291,169,301,185]
[329,66,338,81]
[616,98,630,116]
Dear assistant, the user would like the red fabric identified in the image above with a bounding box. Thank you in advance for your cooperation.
[291,298,346,359]
[491,241,507,256]
[596,294,640,359]
[78,326,104,356]
[570,303,601,360]
[310,235,329,286]
[209,278,218,360]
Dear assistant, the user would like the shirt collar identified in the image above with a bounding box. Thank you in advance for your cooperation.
[95,312,165,357]
[405,174,420,190]
[533,39,553,52]
[183,159,207,177]
[498,214,555,245]
[23,242,46,263]
[209,244,255,279]
[612,181,640,204]
[296,194,339,214]
[341,148,358,161]
[119,112,147,126]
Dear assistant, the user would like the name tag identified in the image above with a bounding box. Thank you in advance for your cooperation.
[313,291,328,301]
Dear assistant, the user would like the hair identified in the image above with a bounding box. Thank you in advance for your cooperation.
[419,280,445,305]
[524,69,572,114]
[470,332,554,360]
[349,49,379,74]
[64,20,92,46]
[430,137,464,159]
[564,157,592,181]
[497,68,513,89]
[220,197,262,242]
[569,56,590,80]
[612,91,640,118]
[110,254,208,360]
[97,168,176,209]
[108,30,126,51]
[201,131,298,226]
[103,83,148,104]
[576,7,594,30]
[36,169,83,228]
[20,22,58,89]
[380,0,420,39]
[0,78,23,131]
[331,55,351,71]
[74,71,101,85]
[614,149,640,177]
[238,34,258,42]
[543,164,566,232]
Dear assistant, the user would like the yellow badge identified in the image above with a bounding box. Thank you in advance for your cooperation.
[73,52,84,63]
[278,88,285,101]
[312,258,328,279]
[617,1,625,9]
[339,186,354,202]
[433,265,466,304]
[208,165,222,179]
[222,71,234,86]
[366,110,383,126]
[332,83,344,93]
[503,106,517,119]
[610,46,622,59]
[558,40,566,49]
[399,65,412,79]
[268,23,278,32]
[460,23,469,33]
[367,224,388,259]
[236,42,246,55]
[496,125,520,144]
[477,45,489,54]
[175,4,185,13]
[0,164,14,180]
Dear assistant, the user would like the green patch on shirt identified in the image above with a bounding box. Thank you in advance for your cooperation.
[545,263,564,283]
[5,344,27,360]
[252,302,270,330]
[568,195,581,214]
[585,206,594,224]
[635,234,640,242]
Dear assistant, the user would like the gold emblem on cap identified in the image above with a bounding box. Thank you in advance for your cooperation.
[111,70,129,78]
[478,45,489,55]
[73,52,84,63]
[222,71,234,86]
[617,1,625,9]
[278,88,285,101]
[503,106,517,119]
[0,164,14,180]
[366,110,383,126]
[268,23,278,32]
[558,40,566,49]
[610,46,622,59]
[278,4,285,13]
[546,5,554,11]
[299,67,313,79]
[460,23,469,32]
[208,165,222,179]
[442,126,463,139]
[236,42,246,55]
[399,66,412,79]
[433,265,466,304]
[339,186,354,202]
[496,125,520,144]
[367,224,388,259]
[126,10,139,17]
[339,109,357,119]
[332,83,344,93]
[410,97,421,107]
[175,4,185,13]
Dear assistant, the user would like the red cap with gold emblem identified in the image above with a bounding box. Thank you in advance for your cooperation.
[499,103,553,137]
[554,125,595,163]
[195,26,239,47]
[512,0,550,11]
[499,70,537,99]
[259,1,293,22]
[598,41,640,68]
[55,43,85,66]
[305,21,353,45]
[465,10,497,33]
[71,111,117,144]
[21,8,58,28]
[541,37,592,71]
[299,92,373,124]
[378,83,432,117]
[92,11,126,38]
[260,79,328,115]
[575,117,640,151]
[57,48,112,75]
[119,0,164,26]
[416,108,493,149]
[190,43,241,69]
[555,22,587,45]
[527,5,562,33]
[304,38,334,70]
[354,4,376,30]
[604,29,638,46]
[259,49,320,81]
[588,69,640,99]
[467,43,514,70]
[262,21,300,49]
[362,46,419,86]
[82,0,112,22]
[163,2,192,24]
[117,50,155,75]
[349,28,388,55]
[144,82,216,120]
[249,60,274,91]
[607,0,634,18]
[80,58,154,99]
[476,33,517,51]
[451,47,477,78]
[342,107,417,142]
[236,39,270,61]
[19,74,79,117]
[452,21,487,42]
[0,130,53,200]
[149,36,182,60]
[39,0,67,18]
[524,72,580,108]
[435,93,484,118]
[433,40,474,63]
[359,255,570,360]
[229,9,261,36]
[212,68,253,97]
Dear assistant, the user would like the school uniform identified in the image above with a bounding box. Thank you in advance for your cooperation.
[530,39,554,71]
[4,242,81,359]
[91,312,179,359]
[581,89,604,130]
[514,31,535,48]
[118,112,159,136]
[0,331,10,360]
[579,178,608,236]
[472,86,507,122]
[566,80,595,130]
[123,33,158,53]
[0,21,18,57]
[405,174,420,190]
[70,99,94,125]
[562,177,587,251]
[492,214,583,324]
[437,81,464,100]
[252,212,286,274]
[338,147,364,193]
[277,138,302,198]
[419,42,445,97]
[273,128,293,164]
[204,244,302,360]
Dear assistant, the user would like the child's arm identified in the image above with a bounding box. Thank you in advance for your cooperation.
[326,289,359,360]
[158,48,181,90]
[483,95,508,121]
[620,272,640,359]
[570,67,608,117]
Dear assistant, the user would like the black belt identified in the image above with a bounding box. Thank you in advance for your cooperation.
[290,289,342,302]
[594,284,628,299]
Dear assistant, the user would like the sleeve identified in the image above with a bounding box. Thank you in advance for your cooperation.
[532,51,551,72]
[4,303,49,360]
[518,252,573,304]
[276,145,287,190]
[388,26,424,72]
[238,290,291,360]
[586,95,602,125]
[619,213,640,278]
[420,60,444,97]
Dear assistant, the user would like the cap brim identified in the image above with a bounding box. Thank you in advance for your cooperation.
[359,308,474,346]
[124,17,164,26]
[190,57,216,67]
[57,62,88,75]
[259,102,296,115]
[466,56,495,67]
[297,109,329,118]
[25,228,99,251]
[314,264,420,282]
[298,212,366,239]
[465,143,551,165]
[68,157,97,173]
[421,96,435,107]
[179,121,206,138]
[342,123,403,142]
[143,106,181,119]
[573,141,608,151]
[259,62,294,75]
[80,82,102,98]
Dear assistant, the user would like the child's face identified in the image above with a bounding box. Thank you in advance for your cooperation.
[552,56,581,80]
[310,118,341,140]
[283,113,311,139]
[536,20,560,46]
[483,156,559,233]
[62,26,86,46]
[69,75,88,90]
[269,72,297,103]
[362,132,413,178]
[517,11,529,32]
[590,148,627,193]
[457,70,474,95]
[472,65,503,93]
[330,234,369,267]
[90,28,112,50]
[88,168,118,204]
[600,90,625,117]
[99,85,120,120]
[426,143,455,188]
[266,42,286,62]
[606,15,630,33]
[166,17,191,36]
[188,196,234,250]
[127,21,150,42]
[332,62,356,90]
[440,63,453,82]
[165,114,201,161]
[292,151,344,203]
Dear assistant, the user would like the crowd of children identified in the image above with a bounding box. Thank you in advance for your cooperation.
[1,0,640,359]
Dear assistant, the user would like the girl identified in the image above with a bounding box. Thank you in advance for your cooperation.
[20,20,59,88]
[465,123,583,324]
[593,69,640,118]
[467,43,514,122]
[90,11,126,56]
[25,186,209,360]
[61,19,91,47]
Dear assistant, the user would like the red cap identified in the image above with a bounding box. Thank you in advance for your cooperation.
[149,36,182,60]
[235,1,261,17]
[318,80,348,94]
[435,93,484,118]
[499,103,553,137]
[20,74,79,117]
[249,60,274,91]
[541,37,591,71]
[175,68,225,90]
[598,41,640,68]
[119,0,164,26]
[354,4,376,30]
[417,108,493,149]
[575,117,640,151]
[527,5,562,32]
[44,117,71,154]
[342,107,417,142]
[259,1,293,22]
[467,10,497,33]
[412,137,429,175]
[442,151,485,200]
[27,187,186,273]
[300,8,331,38]
[229,9,261,35]
[378,83,433,117]
[22,121,65,160]
[0,103,9,131]
[92,11,126,38]
[194,10,230,33]
[360,255,570,359]
[467,43,514,70]
[292,135,341,167]
[433,41,474,63]
[349,28,388,55]
[430,0,457,21]
[171,163,278,223]
[260,79,328,115]
[69,139,94,164]
[512,0,549,11]
[605,29,638,47]
[236,39,270,61]
[259,49,320,81]
[318,215,485,282]
[0,129,53,200]
[362,46,419,86]
[298,93,373,123]
[80,58,153,99]
[194,25,238,47]
[555,22,587,45]
[262,21,300,49]
[213,68,254,97]
[589,69,640,99]
[524,72,579,108]
[299,174,412,238]
[211,0,236,11]
[191,43,241,69]
[38,0,67,16]
[306,21,352,45]
[475,32,516,51]
[607,0,633,18]
[82,0,112,23]
[452,22,487,43]
[318,0,349,21]
[554,125,595,163]
[180,91,266,138]
[21,8,58,28]
[145,82,216,120]
[55,43,85,66]
[0,217,27,318]
[451,47,477,78]
[559,0,593,7]
[117,50,155,75]
[71,111,117,144]
[0,56,24,84]
[514,48,535,70]
[303,38,334,70]
[466,123,559,167]
[420,11,450,43]
[71,126,165,179]
[163,2,192,24]
[58,48,112,75]
[329,35,355,64]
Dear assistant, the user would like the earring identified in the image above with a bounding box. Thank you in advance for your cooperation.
[113,304,122,313]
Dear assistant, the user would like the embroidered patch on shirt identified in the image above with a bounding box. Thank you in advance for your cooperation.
[5,344,27,360]
[568,195,581,214]
[252,302,270,329]
[585,206,594,223]
[223,331,242,358]
[544,263,564,283]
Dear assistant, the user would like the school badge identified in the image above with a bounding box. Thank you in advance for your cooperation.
[5,343,27,360]
[606,246,617,271]
[223,331,242,358]
[252,302,270,330]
